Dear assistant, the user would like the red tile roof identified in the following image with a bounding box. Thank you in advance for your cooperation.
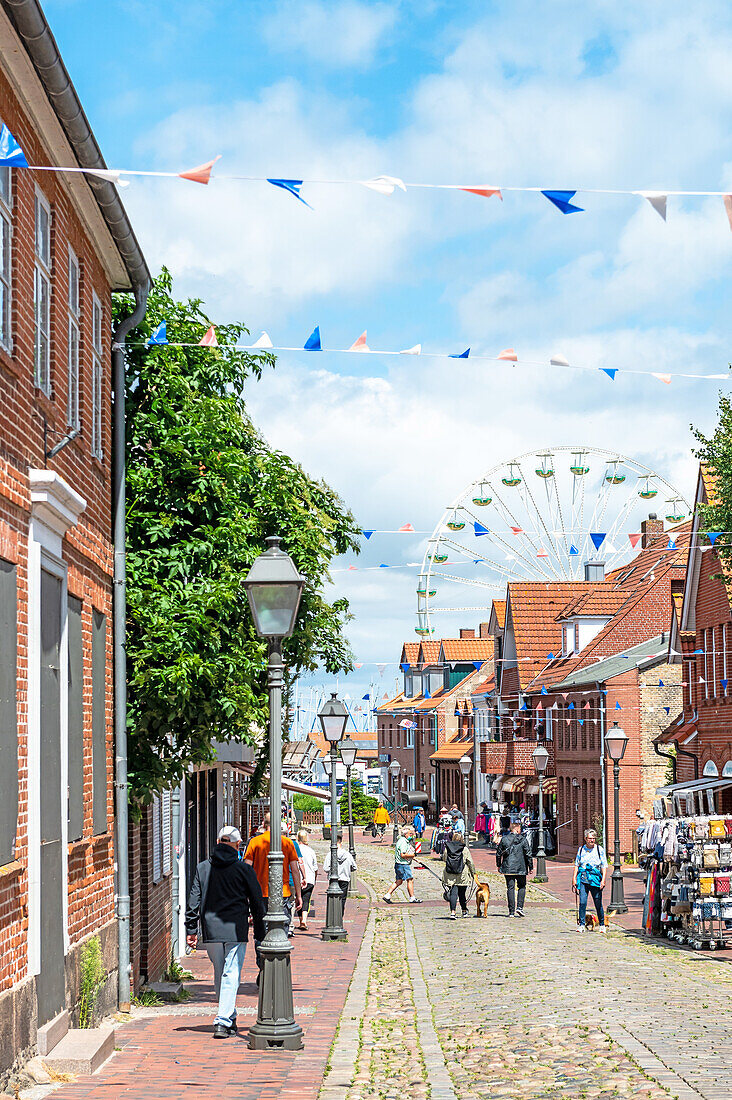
[440,639,495,661]
[401,643,420,666]
[471,675,495,696]
[417,640,441,665]
[430,734,474,761]
[492,600,506,629]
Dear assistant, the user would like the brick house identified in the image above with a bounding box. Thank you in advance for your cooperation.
[481,519,689,857]
[0,0,149,1077]
[658,467,732,813]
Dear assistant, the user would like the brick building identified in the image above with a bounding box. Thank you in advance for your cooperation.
[658,467,732,812]
[0,0,148,1077]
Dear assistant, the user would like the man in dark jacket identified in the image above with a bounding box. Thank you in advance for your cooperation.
[495,821,533,918]
[185,825,266,1038]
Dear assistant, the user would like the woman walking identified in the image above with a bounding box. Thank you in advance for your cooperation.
[495,821,533,917]
[442,831,476,919]
[573,828,608,932]
[296,828,318,930]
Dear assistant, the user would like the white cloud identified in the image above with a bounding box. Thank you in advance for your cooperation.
[260,1,398,69]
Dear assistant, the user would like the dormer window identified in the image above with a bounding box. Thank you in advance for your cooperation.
[562,622,579,656]
[561,616,611,656]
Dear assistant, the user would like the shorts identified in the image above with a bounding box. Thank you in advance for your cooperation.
[395,863,413,881]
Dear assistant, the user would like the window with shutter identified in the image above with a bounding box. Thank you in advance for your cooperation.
[91,609,107,834]
[0,559,17,865]
[152,794,162,883]
[162,789,172,875]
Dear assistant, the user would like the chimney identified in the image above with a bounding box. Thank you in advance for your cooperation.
[459,628,475,639]
[584,561,605,582]
[479,621,491,639]
[641,513,664,549]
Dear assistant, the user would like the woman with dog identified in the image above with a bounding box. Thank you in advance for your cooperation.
[573,829,608,932]
[495,820,533,917]
[442,830,476,919]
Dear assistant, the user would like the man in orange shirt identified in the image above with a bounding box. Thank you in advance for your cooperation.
[244,813,303,936]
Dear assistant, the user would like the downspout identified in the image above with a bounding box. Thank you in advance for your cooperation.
[170,780,182,958]
[653,738,677,785]
[675,741,699,781]
[113,283,149,1009]
[596,684,607,845]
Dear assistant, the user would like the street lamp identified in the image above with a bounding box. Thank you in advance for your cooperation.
[243,536,305,1052]
[340,737,358,888]
[389,759,401,843]
[532,744,550,883]
[459,755,472,835]
[320,693,348,940]
[605,722,629,915]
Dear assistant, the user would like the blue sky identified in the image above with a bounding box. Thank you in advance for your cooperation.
[45,0,732,723]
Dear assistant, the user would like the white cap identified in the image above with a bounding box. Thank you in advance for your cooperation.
[218,825,242,844]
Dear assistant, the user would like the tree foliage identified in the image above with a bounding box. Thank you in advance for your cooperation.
[693,391,732,570]
[113,270,360,805]
[340,777,379,824]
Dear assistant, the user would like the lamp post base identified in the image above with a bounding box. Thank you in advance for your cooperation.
[321,885,347,941]
[248,934,303,1051]
[607,872,627,914]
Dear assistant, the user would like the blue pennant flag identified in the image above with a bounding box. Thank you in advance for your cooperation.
[0,124,27,168]
[424,688,431,699]
[454,705,460,717]
[379,563,388,568]
[600,368,618,381]
[590,532,606,551]
[267,178,311,207]
[304,325,322,350]
[707,532,722,545]
[363,530,374,540]
[569,545,579,555]
[664,706,671,714]
[520,700,528,710]
[472,661,483,670]
[568,701,575,709]
[449,348,470,359]
[362,694,370,700]
[474,522,489,537]
[693,649,704,654]
[615,701,622,710]
[147,320,167,345]
[400,662,410,672]
[541,189,584,214]
[547,653,555,660]
[723,678,729,691]
[658,679,664,687]
[541,686,548,695]
[578,719,584,726]
[667,538,676,550]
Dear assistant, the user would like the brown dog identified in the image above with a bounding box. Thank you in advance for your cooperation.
[475,879,491,918]
[585,912,600,931]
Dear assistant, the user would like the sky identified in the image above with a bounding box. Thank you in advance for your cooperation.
[45,0,732,728]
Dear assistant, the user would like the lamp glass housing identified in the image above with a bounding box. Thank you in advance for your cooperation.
[532,744,550,775]
[322,756,332,777]
[339,738,358,768]
[243,536,305,640]
[318,692,348,743]
[459,754,472,777]
[388,759,401,778]
[605,722,628,762]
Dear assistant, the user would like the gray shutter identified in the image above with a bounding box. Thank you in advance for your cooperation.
[67,596,83,841]
[152,794,161,883]
[162,789,172,875]
[0,559,17,864]
[91,609,107,834]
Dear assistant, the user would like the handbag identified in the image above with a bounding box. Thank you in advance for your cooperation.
[709,818,726,839]
[719,843,732,866]
[714,873,731,896]
[703,845,720,869]
[701,899,721,920]
[698,873,714,895]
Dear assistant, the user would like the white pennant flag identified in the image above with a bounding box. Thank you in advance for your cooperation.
[252,331,273,348]
[550,353,570,366]
[361,175,406,195]
[87,168,130,188]
[400,344,421,355]
[637,191,667,221]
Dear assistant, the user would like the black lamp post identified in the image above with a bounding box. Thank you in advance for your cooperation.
[605,722,628,914]
[340,737,358,889]
[459,755,472,833]
[320,693,348,940]
[532,743,549,883]
[243,536,305,1052]
[389,759,401,844]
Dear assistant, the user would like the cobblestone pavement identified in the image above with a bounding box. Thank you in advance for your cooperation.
[345,840,732,1100]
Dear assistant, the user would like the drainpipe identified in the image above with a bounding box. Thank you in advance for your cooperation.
[170,780,182,958]
[675,742,699,780]
[596,684,607,845]
[653,738,677,785]
[112,283,149,1009]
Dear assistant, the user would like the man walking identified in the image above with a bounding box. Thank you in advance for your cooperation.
[323,831,357,917]
[373,801,391,841]
[244,812,303,930]
[383,825,421,904]
[495,820,533,917]
[185,825,266,1038]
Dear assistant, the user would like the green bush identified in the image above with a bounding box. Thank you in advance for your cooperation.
[340,778,379,825]
[78,937,106,1028]
[293,793,324,814]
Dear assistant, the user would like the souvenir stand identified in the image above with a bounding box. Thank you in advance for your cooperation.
[638,777,732,950]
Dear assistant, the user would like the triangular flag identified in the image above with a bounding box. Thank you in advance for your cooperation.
[252,331,273,348]
[450,348,470,359]
[569,544,579,555]
[658,679,664,687]
[349,331,370,352]
[590,532,606,551]
[723,678,729,690]
[147,320,167,346]
[578,719,584,726]
[707,532,722,545]
[424,688,431,699]
[562,693,569,701]
[520,700,528,710]
[474,522,489,537]
[536,701,543,711]
[398,523,415,532]
[511,526,524,535]
[652,373,672,384]
[348,565,357,570]
[667,538,676,550]
[497,348,517,361]
[541,190,584,214]
[362,530,373,540]
[304,326,321,351]
[400,344,421,355]
[379,563,388,568]
[698,676,705,683]
[88,169,129,188]
[377,664,386,675]
[547,653,555,660]
[566,718,571,726]
[664,706,671,714]
[636,191,667,221]
[361,175,406,195]
[584,701,590,709]
[724,195,732,232]
[178,156,221,185]
[267,178,311,207]
[550,354,569,366]
[628,533,641,548]
[400,662,410,672]
[199,325,218,347]
[537,548,549,558]
[0,124,28,168]
[541,686,548,695]
[615,701,622,710]
[461,187,502,199]
[472,661,483,671]
[600,368,618,381]
[568,701,575,710]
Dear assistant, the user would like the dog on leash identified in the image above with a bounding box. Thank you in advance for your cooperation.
[474,878,491,918]
[584,912,600,931]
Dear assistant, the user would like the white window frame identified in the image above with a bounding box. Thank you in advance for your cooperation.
[152,793,162,883]
[704,629,710,700]
[67,248,80,430]
[723,624,728,695]
[34,189,51,395]
[712,626,718,698]
[545,708,553,741]
[0,164,11,352]
[91,292,103,458]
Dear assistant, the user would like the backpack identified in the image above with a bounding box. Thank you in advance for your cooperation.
[445,843,465,876]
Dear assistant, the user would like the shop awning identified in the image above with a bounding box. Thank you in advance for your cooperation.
[230,761,330,801]
[655,776,732,799]
[543,777,558,794]
[497,776,526,793]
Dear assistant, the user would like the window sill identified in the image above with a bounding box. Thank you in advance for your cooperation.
[0,859,23,880]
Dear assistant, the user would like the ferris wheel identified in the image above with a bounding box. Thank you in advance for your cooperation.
[415,446,690,637]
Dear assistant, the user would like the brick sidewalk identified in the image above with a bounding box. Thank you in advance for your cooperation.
[50,876,369,1100]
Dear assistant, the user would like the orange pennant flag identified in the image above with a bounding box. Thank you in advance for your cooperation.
[349,331,370,352]
[461,187,502,200]
[628,533,641,548]
[724,195,732,232]
[498,348,517,361]
[179,155,221,185]
[199,325,218,346]
[398,523,415,532]
[652,373,671,384]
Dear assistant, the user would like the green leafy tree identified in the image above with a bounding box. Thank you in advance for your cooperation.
[339,777,379,825]
[694,393,732,565]
[113,270,360,806]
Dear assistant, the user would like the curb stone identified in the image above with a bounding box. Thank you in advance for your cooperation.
[402,910,457,1100]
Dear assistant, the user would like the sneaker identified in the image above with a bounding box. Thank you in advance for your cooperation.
[213,1024,230,1039]
[449,912,457,920]
[508,911,515,918]
[383,895,392,904]
[409,897,422,903]
[515,909,524,918]
[598,924,607,934]
[461,910,470,918]
[227,1021,238,1036]
[575,923,585,932]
